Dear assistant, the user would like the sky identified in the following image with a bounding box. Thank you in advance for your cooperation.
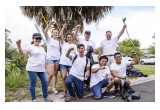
[5,6,155,49]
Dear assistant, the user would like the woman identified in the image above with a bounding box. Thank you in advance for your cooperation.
[59,24,77,99]
[44,21,62,94]
[16,33,53,102]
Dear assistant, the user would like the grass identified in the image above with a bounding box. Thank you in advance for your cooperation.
[134,65,155,75]
[5,72,63,102]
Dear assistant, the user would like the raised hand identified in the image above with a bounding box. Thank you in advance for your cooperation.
[49,20,56,26]
[75,24,81,29]
[62,23,67,29]
[131,51,137,56]
[123,24,127,28]
[16,39,21,47]
[68,46,74,52]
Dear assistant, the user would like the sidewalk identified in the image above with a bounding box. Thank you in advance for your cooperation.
[22,75,155,102]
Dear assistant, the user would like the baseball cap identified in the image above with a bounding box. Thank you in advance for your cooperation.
[32,33,42,39]
[85,30,91,35]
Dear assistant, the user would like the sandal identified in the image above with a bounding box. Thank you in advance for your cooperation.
[64,96,77,102]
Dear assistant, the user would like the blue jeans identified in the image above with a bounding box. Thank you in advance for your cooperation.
[65,75,84,98]
[28,71,48,100]
[91,78,109,99]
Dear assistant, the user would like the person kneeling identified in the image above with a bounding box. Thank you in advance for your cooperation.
[90,56,115,100]
[65,44,90,102]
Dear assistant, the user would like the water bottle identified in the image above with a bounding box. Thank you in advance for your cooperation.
[85,73,88,80]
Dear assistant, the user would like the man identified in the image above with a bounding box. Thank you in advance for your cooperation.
[110,51,139,95]
[73,25,96,54]
[90,56,115,99]
[98,24,127,66]
[73,25,96,88]
[65,44,90,102]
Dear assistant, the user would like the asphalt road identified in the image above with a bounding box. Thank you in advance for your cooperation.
[74,80,155,102]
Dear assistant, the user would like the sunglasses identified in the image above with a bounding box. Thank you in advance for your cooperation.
[35,37,42,40]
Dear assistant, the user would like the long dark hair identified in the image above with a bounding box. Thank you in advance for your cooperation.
[65,32,73,42]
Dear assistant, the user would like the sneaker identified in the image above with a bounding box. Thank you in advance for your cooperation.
[103,92,115,98]
[64,96,77,102]
[53,88,58,94]
[114,89,120,96]
[31,99,37,102]
[60,92,66,99]
[127,86,135,94]
[44,97,53,102]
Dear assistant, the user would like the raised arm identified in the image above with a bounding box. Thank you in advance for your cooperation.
[98,47,103,60]
[44,21,56,39]
[59,23,67,44]
[73,25,81,42]
[16,39,25,56]
[130,51,139,65]
[66,46,74,60]
[117,24,127,39]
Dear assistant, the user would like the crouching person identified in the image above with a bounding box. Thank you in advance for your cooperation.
[65,44,90,102]
[110,51,139,95]
[90,56,115,100]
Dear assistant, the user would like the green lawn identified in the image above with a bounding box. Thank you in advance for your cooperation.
[134,65,155,75]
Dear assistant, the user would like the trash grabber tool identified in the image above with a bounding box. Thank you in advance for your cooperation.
[122,17,134,46]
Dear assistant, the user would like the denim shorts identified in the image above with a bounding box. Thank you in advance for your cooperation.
[46,60,60,64]
[60,64,71,71]
[91,78,109,99]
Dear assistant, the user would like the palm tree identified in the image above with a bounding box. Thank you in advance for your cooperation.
[5,29,27,76]
[20,6,113,33]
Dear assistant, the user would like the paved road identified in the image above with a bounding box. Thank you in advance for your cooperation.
[74,80,155,102]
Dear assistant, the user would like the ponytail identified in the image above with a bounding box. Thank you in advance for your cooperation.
[31,40,34,44]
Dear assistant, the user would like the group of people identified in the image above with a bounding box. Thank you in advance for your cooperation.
[16,20,139,102]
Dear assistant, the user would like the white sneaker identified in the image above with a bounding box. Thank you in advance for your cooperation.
[43,96,53,102]
[53,88,58,94]
[31,99,37,102]
[60,92,66,99]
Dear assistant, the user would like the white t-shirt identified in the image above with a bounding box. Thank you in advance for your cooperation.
[59,42,77,66]
[110,61,131,77]
[100,36,118,55]
[69,55,90,81]
[46,37,61,60]
[90,64,110,88]
[77,37,96,54]
[24,45,46,72]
